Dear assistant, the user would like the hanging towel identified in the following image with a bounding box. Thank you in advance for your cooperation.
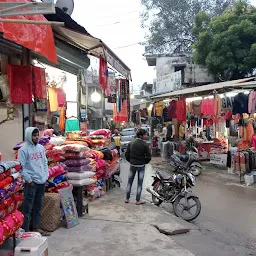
[32,66,47,99]
[65,118,80,132]
[8,65,33,104]
[48,87,59,112]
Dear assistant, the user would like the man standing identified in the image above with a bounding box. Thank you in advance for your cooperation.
[112,129,122,155]
[18,127,49,236]
[125,129,151,205]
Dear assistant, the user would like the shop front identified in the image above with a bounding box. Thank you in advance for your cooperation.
[151,78,256,180]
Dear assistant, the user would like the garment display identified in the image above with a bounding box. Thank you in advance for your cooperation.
[232,93,249,114]
[8,65,33,104]
[214,95,222,117]
[48,87,59,112]
[246,121,254,142]
[201,98,214,116]
[57,88,66,106]
[162,107,168,122]
[192,100,202,116]
[167,100,177,119]
[155,101,165,117]
[32,66,47,99]
[99,56,109,96]
[65,118,80,132]
[35,98,47,112]
[252,135,256,149]
[176,98,186,123]
[248,90,256,113]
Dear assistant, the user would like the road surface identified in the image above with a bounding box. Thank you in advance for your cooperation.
[119,160,256,256]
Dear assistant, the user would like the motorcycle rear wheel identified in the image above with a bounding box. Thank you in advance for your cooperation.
[190,166,201,176]
[173,196,201,221]
[152,182,163,206]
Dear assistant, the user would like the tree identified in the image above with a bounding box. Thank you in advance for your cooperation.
[193,2,256,80]
[141,0,238,54]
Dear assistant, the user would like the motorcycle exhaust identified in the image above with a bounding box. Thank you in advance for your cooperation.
[146,187,165,201]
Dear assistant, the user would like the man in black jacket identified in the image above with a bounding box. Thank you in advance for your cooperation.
[125,129,151,205]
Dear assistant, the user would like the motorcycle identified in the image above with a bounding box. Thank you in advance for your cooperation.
[147,170,201,221]
[170,146,202,176]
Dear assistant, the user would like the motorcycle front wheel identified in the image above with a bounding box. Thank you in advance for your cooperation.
[189,166,202,176]
[173,195,201,221]
[152,182,163,206]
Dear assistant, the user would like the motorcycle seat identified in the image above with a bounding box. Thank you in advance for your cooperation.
[156,170,172,180]
[177,154,189,162]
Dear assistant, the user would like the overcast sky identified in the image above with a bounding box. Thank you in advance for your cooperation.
[72,0,155,93]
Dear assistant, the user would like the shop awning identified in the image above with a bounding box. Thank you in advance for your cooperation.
[0,0,58,64]
[53,26,131,79]
[152,77,256,99]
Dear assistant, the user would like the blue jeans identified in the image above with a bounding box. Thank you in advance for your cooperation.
[22,183,45,232]
[126,165,145,201]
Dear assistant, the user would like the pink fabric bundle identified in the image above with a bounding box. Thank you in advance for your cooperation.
[96,159,106,171]
[48,165,66,179]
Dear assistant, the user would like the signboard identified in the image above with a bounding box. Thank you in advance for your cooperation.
[58,187,79,229]
[154,71,181,95]
[221,96,234,110]
[210,154,227,166]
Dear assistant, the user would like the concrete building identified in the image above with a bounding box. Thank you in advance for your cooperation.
[146,53,214,94]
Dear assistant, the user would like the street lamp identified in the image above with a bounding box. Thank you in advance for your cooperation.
[91,89,101,103]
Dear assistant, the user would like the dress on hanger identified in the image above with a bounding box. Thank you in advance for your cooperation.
[248,90,256,113]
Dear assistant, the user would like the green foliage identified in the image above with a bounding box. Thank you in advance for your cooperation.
[193,1,256,80]
[141,0,238,54]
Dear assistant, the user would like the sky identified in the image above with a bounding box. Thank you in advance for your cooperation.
[71,0,155,94]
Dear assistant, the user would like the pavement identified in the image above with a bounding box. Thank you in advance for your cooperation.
[48,157,256,256]
[48,189,197,256]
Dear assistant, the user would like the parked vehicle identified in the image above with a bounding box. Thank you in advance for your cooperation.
[147,170,201,221]
[120,128,137,153]
[170,146,202,176]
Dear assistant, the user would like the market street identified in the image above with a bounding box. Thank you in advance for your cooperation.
[120,159,256,256]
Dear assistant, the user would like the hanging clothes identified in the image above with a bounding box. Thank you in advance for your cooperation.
[59,107,66,132]
[252,135,256,149]
[246,120,254,142]
[155,101,165,117]
[248,90,256,113]
[32,66,47,99]
[99,56,109,96]
[35,98,47,112]
[214,95,222,117]
[162,107,168,122]
[48,87,59,112]
[167,100,177,120]
[65,118,80,132]
[232,93,249,115]
[57,88,66,106]
[131,111,136,123]
[176,98,186,123]
[201,98,214,116]
[8,65,33,104]
[192,100,202,116]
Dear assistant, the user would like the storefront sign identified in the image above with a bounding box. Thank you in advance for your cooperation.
[221,96,234,110]
[154,71,181,95]
[210,154,227,166]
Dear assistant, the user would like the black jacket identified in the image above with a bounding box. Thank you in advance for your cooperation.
[125,138,151,165]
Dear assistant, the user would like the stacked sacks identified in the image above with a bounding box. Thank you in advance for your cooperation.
[54,144,96,186]
[65,131,93,147]
[0,161,24,245]
[90,129,111,149]
[86,150,106,201]
[46,165,69,193]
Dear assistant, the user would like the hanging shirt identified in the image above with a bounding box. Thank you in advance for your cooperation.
[48,87,59,112]
[57,88,66,107]
[192,100,202,116]
[232,93,249,114]
[248,90,256,113]
[167,100,177,119]
[201,98,214,116]
[65,118,80,132]
[176,98,186,123]
[155,101,165,117]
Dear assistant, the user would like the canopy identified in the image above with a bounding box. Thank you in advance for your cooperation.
[152,77,256,99]
[53,26,131,79]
